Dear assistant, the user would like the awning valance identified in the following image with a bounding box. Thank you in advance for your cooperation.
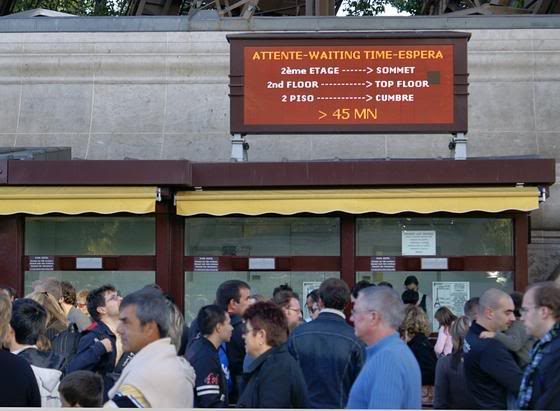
[176,187,539,216]
[0,187,157,215]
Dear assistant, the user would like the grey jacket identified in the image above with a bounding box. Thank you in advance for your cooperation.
[493,319,534,368]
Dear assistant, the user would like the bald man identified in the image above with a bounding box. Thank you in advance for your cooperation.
[463,288,523,409]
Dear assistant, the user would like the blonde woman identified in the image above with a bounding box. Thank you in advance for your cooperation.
[27,290,68,341]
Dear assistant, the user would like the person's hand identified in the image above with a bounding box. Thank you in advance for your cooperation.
[100,338,113,352]
[479,331,496,339]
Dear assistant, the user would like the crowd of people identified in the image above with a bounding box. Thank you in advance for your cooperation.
[0,275,559,409]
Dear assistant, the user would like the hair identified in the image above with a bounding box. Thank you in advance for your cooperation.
[306,289,319,303]
[272,283,293,298]
[319,278,350,310]
[464,297,479,319]
[510,291,523,318]
[243,301,288,347]
[434,306,457,328]
[377,281,393,288]
[60,281,77,306]
[404,275,419,287]
[358,286,404,329]
[351,280,372,299]
[166,299,185,353]
[250,294,267,303]
[528,281,560,320]
[450,315,471,353]
[197,305,228,336]
[32,277,63,301]
[479,288,511,316]
[76,289,89,302]
[10,298,48,345]
[401,289,420,305]
[86,284,117,322]
[0,293,11,343]
[120,289,170,339]
[59,370,104,407]
[27,290,68,329]
[0,285,17,300]
[216,280,250,311]
[401,305,430,338]
[272,289,299,309]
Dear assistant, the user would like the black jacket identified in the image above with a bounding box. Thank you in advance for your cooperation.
[237,343,310,409]
[407,334,438,385]
[526,328,560,410]
[67,320,117,402]
[186,336,229,408]
[17,346,66,372]
[433,352,476,409]
[190,313,245,403]
[288,311,365,408]
[0,350,41,407]
[464,321,523,409]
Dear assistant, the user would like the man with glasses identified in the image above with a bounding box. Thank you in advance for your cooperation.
[347,285,421,409]
[464,288,523,409]
[67,284,123,402]
[517,281,560,410]
[289,278,364,408]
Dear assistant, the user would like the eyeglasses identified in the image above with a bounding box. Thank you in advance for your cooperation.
[286,307,302,314]
[106,293,121,302]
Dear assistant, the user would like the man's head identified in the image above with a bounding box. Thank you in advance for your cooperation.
[60,281,77,308]
[59,370,104,407]
[216,280,251,316]
[86,285,121,323]
[272,290,302,331]
[522,282,560,339]
[9,298,47,346]
[464,297,480,321]
[478,289,515,332]
[401,289,419,305]
[351,285,405,345]
[319,278,350,311]
[351,280,372,303]
[117,289,170,353]
[305,289,320,320]
[197,304,233,344]
[404,276,419,291]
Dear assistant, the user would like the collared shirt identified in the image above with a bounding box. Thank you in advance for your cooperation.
[320,308,346,320]
[347,332,422,409]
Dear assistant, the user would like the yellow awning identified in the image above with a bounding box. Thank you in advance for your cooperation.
[176,187,539,216]
[0,187,157,215]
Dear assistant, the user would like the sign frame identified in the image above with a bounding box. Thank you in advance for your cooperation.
[228,31,470,135]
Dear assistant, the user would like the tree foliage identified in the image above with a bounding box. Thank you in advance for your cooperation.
[342,0,421,15]
[11,0,128,15]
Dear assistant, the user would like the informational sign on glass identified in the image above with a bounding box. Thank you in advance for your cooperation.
[402,230,436,256]
[431,281,470,329]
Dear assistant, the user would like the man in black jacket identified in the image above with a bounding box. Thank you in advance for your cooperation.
[67,284,122,402]
[186,305,232,408]
[188,279,251,404]
[517,281,560,410]
[288,278,365,408]
[464,288,523,409]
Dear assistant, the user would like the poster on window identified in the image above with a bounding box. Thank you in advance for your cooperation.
[431,281,470,329]
[302,281,322,320]
[402,230,436,255]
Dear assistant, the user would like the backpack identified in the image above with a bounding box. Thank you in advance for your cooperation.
[51,323,82,370]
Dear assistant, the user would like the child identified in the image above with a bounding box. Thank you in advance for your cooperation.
[59,371,104,407]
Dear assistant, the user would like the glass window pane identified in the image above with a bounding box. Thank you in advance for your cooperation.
[25,271,155,297]
[357,217,513,256]
[357,270,513,331]
[25,217,155,255]
[184,271,339,324]
[185,217,340,256]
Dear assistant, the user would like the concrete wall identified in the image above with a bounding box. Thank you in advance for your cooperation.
[0,16,559,282]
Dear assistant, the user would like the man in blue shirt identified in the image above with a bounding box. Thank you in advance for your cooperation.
[347,286,422,409]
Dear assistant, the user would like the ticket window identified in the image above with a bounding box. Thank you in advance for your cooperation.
[184,217,340,324]
[24,216,156,295]
[356,217,514,330]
